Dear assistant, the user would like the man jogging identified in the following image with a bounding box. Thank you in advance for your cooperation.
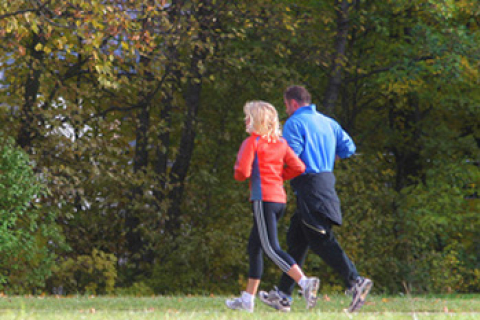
[259,85,373,313]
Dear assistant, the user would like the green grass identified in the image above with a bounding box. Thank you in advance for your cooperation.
[0,294,479,319]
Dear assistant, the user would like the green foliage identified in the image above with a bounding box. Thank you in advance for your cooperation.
[1,0,479,295]
[49,249,117,295]
[0,134,63,293]
[428,241,480,293]
[114,281,155,297]
[331,153,480,294]
[150,199,252,294]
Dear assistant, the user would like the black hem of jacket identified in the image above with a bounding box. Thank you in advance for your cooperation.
[291,172,342,227]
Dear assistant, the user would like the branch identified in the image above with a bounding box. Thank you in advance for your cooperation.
[31,0,79,30]
[0,8,39,20]
[81,65,172,125]
[84,104,142,123]
[40,57,91,110]
[345,55,435,84]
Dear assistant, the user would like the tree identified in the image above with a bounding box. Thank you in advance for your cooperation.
[1,0,479,294]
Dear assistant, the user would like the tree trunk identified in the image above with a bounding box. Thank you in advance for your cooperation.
[164,0,214,236]
[323,0,353,116]
[17,33,44,149]
[125,98,151,273]
[166,47,205,234]
[390,96,424,192]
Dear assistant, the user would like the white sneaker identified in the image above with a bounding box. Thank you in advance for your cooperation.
[347,277,373,312]
[302,277,320,309]
[258,287,292,312]
[225,294,254,312]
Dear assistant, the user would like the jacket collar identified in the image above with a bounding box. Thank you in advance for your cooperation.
[293,104,316,116]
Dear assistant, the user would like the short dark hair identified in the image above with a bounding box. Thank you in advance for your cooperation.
[284,85,311,105]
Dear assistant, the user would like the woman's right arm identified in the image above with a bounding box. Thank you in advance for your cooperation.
[234,137,255,181]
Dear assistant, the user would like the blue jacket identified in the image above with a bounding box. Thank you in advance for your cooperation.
[283,104,356,173]
[283,104,356,226]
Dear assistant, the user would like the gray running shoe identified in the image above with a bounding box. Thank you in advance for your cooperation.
[225,294,254,312]
[302,277,320,309]
[258,287,292,312]
[347,277,373,312]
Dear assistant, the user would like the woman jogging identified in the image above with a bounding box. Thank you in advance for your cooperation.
[225,101,319,312]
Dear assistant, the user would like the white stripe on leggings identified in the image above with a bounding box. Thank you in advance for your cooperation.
[253,200,291,273]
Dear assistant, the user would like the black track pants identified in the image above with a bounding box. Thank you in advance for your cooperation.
[278,212,359,295]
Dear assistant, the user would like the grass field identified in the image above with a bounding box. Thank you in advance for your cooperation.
[0,294,479,319]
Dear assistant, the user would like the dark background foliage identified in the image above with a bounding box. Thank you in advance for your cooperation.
[0,0,479,294]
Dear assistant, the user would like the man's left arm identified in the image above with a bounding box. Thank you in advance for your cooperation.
[335,123,356,159]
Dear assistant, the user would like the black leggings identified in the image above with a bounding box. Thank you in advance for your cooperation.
[248,201,297,279]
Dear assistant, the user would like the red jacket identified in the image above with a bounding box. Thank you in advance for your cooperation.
[234,134,306,203]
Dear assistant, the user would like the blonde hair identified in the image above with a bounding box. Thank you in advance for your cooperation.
[244,100,281,141]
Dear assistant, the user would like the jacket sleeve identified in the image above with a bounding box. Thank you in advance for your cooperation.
[334,122,356,159]
[282,144,306,180]
[234,137,255,181]
[283,119,304,156]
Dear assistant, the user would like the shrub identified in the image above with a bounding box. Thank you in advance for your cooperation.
[115,281,155,296]
[0,135,64,293]
[49,249,117,295]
